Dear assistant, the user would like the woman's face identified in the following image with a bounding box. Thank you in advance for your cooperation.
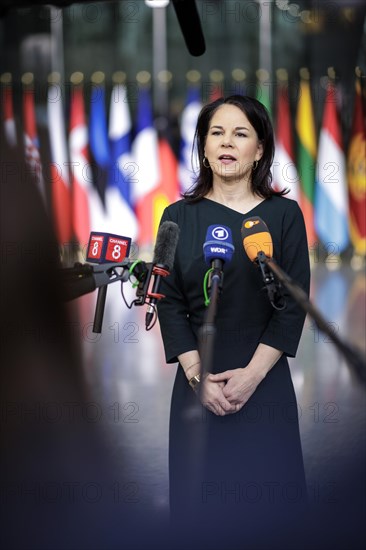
[204,103,263,184]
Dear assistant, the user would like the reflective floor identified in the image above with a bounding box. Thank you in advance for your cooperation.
[75,264,366,548]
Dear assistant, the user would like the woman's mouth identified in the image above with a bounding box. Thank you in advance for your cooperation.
[218,154,237,165]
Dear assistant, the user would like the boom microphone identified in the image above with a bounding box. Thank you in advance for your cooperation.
[242,218,366,383]
[145,221,180,329]
[241,216,285,309]
[241,216,273,261]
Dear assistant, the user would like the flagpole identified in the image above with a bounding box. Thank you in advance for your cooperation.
[152,6,168,117]
[348,67,366,271]
[257,0,272,75]
[50,6,65,86]
[256,0,273,112]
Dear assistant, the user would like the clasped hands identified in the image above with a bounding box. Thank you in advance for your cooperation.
[198,366,264,416]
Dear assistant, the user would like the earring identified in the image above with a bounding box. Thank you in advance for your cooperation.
[203,156,210,169]
[252,160,258,170]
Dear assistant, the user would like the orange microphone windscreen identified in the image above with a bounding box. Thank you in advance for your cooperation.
[241,217,273,261]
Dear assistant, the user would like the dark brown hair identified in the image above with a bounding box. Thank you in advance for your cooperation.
[183,95,288,202]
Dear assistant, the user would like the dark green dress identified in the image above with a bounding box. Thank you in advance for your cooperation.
[157,196,310,547]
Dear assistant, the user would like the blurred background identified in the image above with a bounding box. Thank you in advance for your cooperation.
[0,1,365,549]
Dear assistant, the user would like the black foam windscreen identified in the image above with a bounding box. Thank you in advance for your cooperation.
[153,221,180,270]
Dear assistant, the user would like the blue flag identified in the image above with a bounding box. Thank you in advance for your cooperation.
[89,82,110,206]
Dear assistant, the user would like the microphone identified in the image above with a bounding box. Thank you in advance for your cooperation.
[145,221,180,329]
[241,217,273,261]
[86,231,132,332]
[241,216,285,310]
[203,224,235,271]
[202,225,235,303]
[242,218,366,382]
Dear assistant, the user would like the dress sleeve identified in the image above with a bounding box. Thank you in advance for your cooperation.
[259,201,310,357]
[156,207,198,363]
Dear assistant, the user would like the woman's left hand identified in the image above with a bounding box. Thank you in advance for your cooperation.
[208,367,265,413]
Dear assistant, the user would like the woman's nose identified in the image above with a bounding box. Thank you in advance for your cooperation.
[222,135,233,147]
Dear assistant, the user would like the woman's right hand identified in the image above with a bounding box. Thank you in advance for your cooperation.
[198,374,237,416]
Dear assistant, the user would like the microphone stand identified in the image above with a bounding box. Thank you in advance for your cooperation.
[198,259,223,381]
[187,261,223,512]
[257,254,286,310]
[92,285,108,334]
[258,251,366,385]
[60,260,151,333]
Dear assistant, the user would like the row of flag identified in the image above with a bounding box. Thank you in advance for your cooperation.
[2,76,179,250]
[272,75,365,257]
[1,72,365,258]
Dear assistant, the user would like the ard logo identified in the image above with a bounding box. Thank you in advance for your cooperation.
[212,227,229,240]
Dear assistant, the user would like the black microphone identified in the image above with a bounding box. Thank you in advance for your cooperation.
[145,221,180,329]
[241,216,286,310]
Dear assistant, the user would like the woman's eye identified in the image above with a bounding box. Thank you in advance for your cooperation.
[236,133,247,137]
[211,131,222,135]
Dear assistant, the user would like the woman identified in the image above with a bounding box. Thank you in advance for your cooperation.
[157,95,310,548]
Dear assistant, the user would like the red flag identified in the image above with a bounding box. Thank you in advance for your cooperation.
[135,138,179,246]
[23,82,47,205]
[69,84,90,246]
[48,81,72,244]
[152,138,180,240]
[273,83,300,201]
[347,76,366,256]
[209,83,222,102]
[2,77,17,147]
